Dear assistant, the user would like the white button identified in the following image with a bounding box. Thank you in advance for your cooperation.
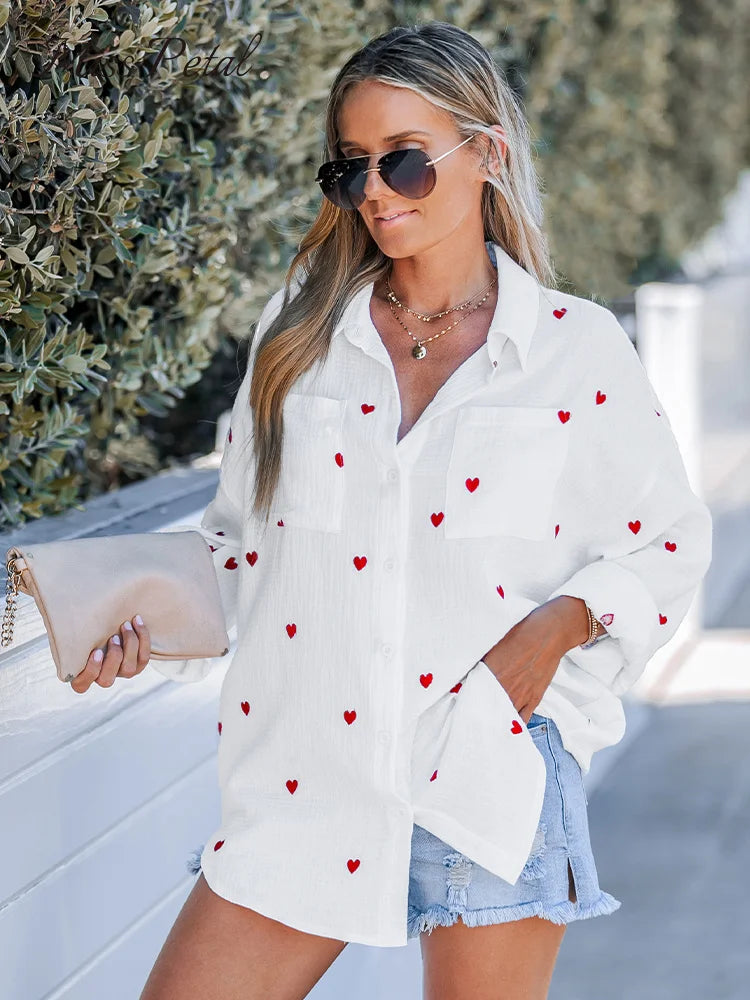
[382,643,393,657]
[387,468,398,481]
[384,557,395,571]
[377,730,390,745]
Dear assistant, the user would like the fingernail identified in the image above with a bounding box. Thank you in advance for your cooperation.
[111,634,121,645]
[123,620,133,631]
[94,649,103,662]
[134,614,143,626]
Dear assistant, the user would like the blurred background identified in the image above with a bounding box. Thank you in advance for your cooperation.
[0,2,748,998]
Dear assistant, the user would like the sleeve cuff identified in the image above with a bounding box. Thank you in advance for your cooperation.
[547,559,660,659]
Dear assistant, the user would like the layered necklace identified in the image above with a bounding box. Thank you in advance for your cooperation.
[385,269,497,360]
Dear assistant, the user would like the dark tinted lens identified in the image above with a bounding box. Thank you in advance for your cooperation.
[315,156,368,210]
[380,148,435,199]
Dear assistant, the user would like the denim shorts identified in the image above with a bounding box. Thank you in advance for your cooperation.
[407,712,622,937]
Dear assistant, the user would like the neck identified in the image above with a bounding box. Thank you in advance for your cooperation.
[382,248,497,315]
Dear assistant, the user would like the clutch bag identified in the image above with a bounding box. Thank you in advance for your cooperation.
[1,529,230,683]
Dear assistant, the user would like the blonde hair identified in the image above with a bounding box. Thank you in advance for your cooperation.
[247,21,557,524]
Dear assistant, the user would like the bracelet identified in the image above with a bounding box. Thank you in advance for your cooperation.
[579,603,601,649]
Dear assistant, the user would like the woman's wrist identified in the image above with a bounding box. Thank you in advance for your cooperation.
[545,595,607,652]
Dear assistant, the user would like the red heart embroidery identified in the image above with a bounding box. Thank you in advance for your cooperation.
[335,452,344,467]
[217,721,222,734]
[216,531,225,536]
[361,403,375,414]
[347,858,361,873]
[511,719,523,734]
[241,701,250,716]
[596,390,606,404]
[430,770,438,782]
[246,550,258,566]
[420,673,433,688]
[659,613,668,624]
[655,410,661,416]
[450,682,462,694]
[628,520,641,534]
[496,584,504,598]
[353,555,367,571]
[465,477,479,493]
[558,410,571,423]
[209,544,217,552]
[665,541,676,552]
[277,519,284,526]
[430,511,444,527]
[213,840,225,851]
[228,428,232,443]
[286,779,298,795]
[224,556,238,570]
[555,524,560,537]
[600,613,614,626]
[286,623,297,638]
[553,307,567,319]
[344,709,357,725]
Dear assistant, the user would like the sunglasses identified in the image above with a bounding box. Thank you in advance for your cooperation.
[315,133,478,211]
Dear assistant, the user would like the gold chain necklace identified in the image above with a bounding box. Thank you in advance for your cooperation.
[385,273,497,360]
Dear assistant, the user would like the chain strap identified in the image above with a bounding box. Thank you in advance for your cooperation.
[1,555,22,649]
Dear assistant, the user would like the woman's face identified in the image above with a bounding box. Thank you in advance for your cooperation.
[335,80,491,256]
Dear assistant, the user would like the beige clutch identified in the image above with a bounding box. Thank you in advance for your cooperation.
[1,530,231,684]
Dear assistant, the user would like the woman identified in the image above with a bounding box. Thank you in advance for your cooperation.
[85,21,711,1000]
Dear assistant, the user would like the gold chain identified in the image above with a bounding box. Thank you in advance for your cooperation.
[1,555,22,648]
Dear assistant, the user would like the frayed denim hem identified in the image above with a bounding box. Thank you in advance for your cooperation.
[407,889,621,938]
[186,843,205,876]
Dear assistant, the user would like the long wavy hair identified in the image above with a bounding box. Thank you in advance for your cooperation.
[246,21,557,525]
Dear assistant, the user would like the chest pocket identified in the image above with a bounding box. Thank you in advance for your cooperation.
[276,392,347,532]
[443,405,570,541]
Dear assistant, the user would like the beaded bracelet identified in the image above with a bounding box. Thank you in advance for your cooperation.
[579,603,602,649]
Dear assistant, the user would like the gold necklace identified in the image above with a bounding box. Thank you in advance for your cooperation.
[385,273,497,360]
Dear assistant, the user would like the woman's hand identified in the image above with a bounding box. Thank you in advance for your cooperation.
[481,597,587,724]
[71,616,151,694]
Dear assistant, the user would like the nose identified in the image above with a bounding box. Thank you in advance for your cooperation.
[361,162,391,202]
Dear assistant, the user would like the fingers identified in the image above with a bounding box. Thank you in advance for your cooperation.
[71,615,150,694]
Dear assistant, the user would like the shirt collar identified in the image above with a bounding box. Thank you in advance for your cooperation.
[332,241,540,374]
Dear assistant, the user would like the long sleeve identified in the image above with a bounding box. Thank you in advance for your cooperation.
[546,305,713,697]
[150,288,285,682]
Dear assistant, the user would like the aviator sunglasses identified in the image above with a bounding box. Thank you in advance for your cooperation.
[315,133,478,211]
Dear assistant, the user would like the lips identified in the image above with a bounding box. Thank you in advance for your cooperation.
[374,210,417,227]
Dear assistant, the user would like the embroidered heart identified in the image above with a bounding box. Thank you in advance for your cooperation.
[655,410,661,416]
[450,682,462,694]
[420,673,433,688]
[347,858,361,873]
[286,779,298,795]
[553,307,567,319]
[361,403,375,414]
[595,390,606,404]
[628,520,641,534]
[246,550,258,566]
[217,721,222,734]
[496,584,505,598]
[353,555,367,571]
[430,770,438,782]
[430,511,444,527]
[554,524,560,537]
[659,613,668,624]
[558,410,571,423]
[286,623,297,638]
[228,427,232,443]
[344,709,357,725]
[511,719,523,734]
[241,701,250,716]
[277,519,284,526]
[600,613,614,626]
[224,556,238,570]
[216,531,225,536]
[335,452,344,467]
[665,541,676,552]
[209,544,217,552]
[213,840,225,851]
[465,476,479,493]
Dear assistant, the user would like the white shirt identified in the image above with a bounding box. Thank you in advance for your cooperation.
[153,241,713,947]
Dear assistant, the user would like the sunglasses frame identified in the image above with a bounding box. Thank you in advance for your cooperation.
[316,133,479,209]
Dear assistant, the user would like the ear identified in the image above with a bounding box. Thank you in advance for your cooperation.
[483,125,508,176]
